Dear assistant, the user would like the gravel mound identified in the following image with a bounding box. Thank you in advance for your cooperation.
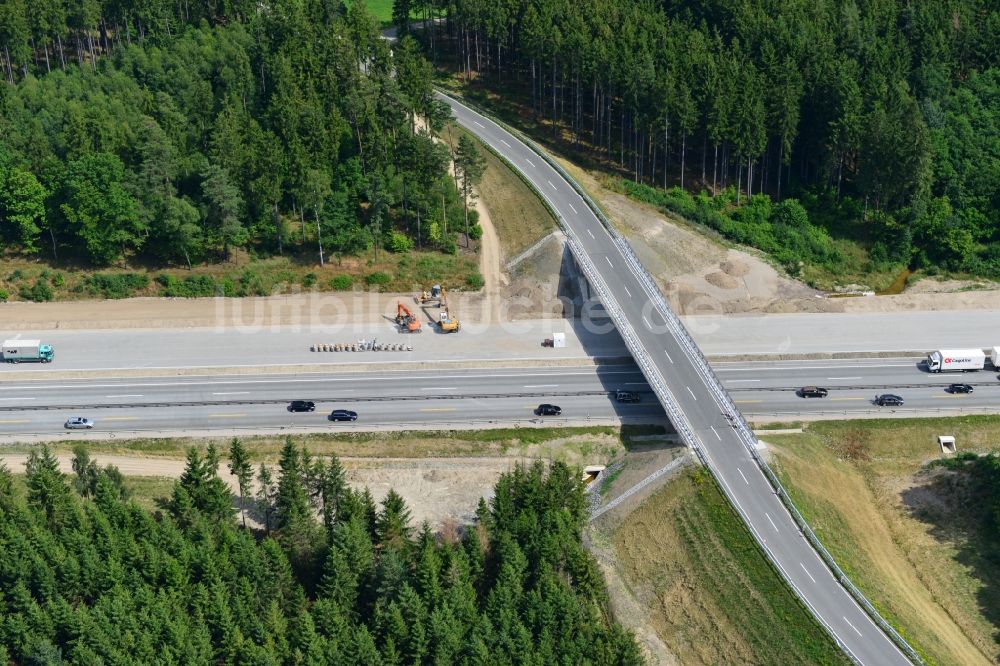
[705,271,739,289]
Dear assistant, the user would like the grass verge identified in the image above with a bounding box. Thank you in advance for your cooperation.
[609,468,850,665]
[767,416,1000,665]
[7,425,661,463]
[446,123,558,260]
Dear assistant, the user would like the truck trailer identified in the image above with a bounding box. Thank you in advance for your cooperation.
[926,348,985,373]
[2,340,54,363]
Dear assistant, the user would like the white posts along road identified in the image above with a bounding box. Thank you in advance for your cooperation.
[440,93,914,665]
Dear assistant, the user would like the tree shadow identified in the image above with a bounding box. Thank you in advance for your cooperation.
[899,461,1000,659]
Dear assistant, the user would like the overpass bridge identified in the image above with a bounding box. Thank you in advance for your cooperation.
[439,92,918,666]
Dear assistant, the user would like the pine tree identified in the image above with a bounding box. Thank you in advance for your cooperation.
[228,438,253,528]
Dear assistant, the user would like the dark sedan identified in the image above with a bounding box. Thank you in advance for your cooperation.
[948,383,974,394]
[328,409,358,422]
[288,400,316,412]
[874,394,904,407]
[799,386,829,398]
[535,404,562,416]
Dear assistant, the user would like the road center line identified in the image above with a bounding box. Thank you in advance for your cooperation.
[420,407,456,412]
[827,376,862,380]
[605,256,613,268]
[209,413,247,418]
[0,397,35,401]
[642,316,652,329]
[765,512,779,532]
[500,139,511,148]
[842,617,863,637]
[106,394,143,398]
[213,392,249,395]
[710,426,721,440]
[664,350,674,364]
[830,397,865,401]
[525,158,536,168]
[473,120,485,128]
[685,386,697,401]
[524,384,558,388]
[103,416,139,421]
[622,285,632,298]
[547,179,557,190]
[799,562,817,584]
[0,419,30,424]
[727,379,760,383]
[568,203,578,214]
[421,387,456,390]
[586,229,595,239]
[737,468,749,484]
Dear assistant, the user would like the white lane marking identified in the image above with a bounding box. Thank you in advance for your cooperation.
[716,363,911,372]
[106,394,144,398]
[827,376,862,380]
[727,379,760,383]
[586,229,595,239]
[843,617,863,637]
[605,256,613,268]
[642,316,652,329]
[525,158,536,168]
[0,397,35,401]
[737,468,749,485]
[212,392,249,395]
[421,387,456,390]
[664,350,674,364]
[547,179,557,190]
[568,203,578,214]
[500,139,511,148]
[685,386,697,401]
[524,384,558,388]
[765,513,779,532]
[799,562,817,584]
[474,120,485,128]
[623,285,632,298]
[710,426,721,440]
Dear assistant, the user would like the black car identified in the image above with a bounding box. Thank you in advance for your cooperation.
[615,390,641,403]
[874,394,904,407]
[328,409,358,422]
[288,400,316,412]
[948,383,974,394]
[799,386,829,398]
[535,404,562,416]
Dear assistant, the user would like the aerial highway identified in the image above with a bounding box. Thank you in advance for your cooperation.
[0,367,664,436]
[441,93,915,664]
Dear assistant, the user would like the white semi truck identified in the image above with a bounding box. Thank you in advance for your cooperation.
[926,348,985,373]
[2,339,55,363]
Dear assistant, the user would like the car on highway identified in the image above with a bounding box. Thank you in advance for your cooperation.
[615,390,640,403]
[799,386,829,398]
[64,417,95,429]
[328,409,358,422]
[288,400,316,412]
[947,383,974,394]
[874,394,904,407]
[535,404,562,416]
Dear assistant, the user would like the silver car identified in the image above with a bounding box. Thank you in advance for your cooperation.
[64,417,95,429]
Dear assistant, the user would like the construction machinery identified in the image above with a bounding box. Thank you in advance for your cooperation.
[417,284,442,306]
[437,286,460,332]
[396,301,422,333]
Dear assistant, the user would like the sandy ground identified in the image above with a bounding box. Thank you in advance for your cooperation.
[0,452,525,527]
[558,162,1000,316]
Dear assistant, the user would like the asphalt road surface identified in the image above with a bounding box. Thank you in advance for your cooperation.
[0,367,663,436]
[442,93,913,664]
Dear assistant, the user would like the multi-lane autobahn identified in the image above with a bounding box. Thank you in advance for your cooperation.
[441,94,915,665]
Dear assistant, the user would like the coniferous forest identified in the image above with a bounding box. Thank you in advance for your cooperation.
[426,0,1000,279]
[0,440,641,664]
[0,0,474,268]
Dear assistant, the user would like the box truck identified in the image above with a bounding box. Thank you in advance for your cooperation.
[2,340,54,363]
[991,347,1000,368]
[926,349,985,373]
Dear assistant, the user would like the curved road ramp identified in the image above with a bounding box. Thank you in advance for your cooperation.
[440,91,919,666]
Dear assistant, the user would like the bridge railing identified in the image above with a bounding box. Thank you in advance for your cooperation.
[434,89,922,666]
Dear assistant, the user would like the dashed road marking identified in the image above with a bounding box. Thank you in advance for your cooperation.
[421,387,456,390]
[0,419,30,424]
[0,397,35,401]
[734,400,762,404]
[765,512,779,532]
[525,158,536,168]
[209,413,247,418]
[500,139,511,147]
[831,397,865,401]
[710,426,721,440]
[727,379,760,383]
[547,180,557,190]
[842,617,863,637]
[213,392,249,396]
[605,256,613,268]
[103,416,139,421]
[664,350,674,364]
[827,376,861,380]
[623,285,632,298]
[420,407,457,412]
[799,562,817,584]
[685,386,697,401]
[737,468,749,484]
[524,384,558,388]
[474,120,485,128]
[568,203,578,214]
[642,316,652,329]
[106,394,143,398]
[586,229,595,239]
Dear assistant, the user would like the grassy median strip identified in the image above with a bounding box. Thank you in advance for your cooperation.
[610,468,850,665]
[768,416,1000,665]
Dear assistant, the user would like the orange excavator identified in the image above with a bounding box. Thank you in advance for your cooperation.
[396,301,422,333]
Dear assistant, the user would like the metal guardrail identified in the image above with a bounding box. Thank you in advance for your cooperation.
[435,89,922,665]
